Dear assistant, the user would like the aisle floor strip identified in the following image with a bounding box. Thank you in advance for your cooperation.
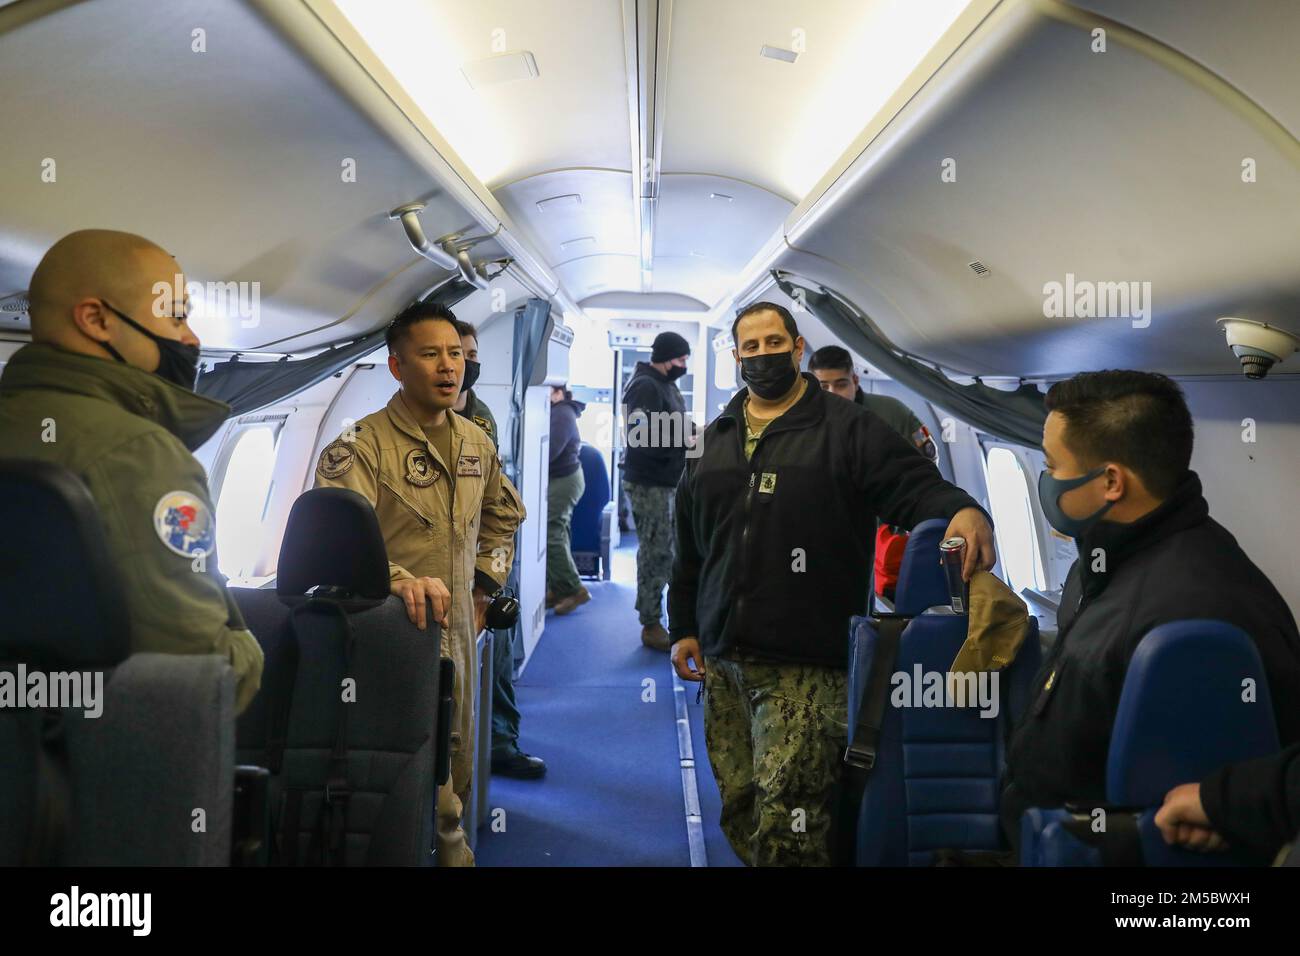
[671,664,708,867]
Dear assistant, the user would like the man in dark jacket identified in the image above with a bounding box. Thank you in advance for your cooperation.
[668,302,995,866]
[548,385,589,614]
[622,330,692,651]
[1002,370,1300,844]
[1155,744,1300,863]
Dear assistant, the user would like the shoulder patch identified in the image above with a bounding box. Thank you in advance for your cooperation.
[317,441,355,479]
[153,490,214,558]
[472,415,493,435]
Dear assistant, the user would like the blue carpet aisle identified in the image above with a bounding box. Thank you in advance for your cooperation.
[475,535,742,866]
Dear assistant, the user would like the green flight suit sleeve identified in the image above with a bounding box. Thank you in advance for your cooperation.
[312,433,415,583]
[475,458,524,592]
[89,431,264,714]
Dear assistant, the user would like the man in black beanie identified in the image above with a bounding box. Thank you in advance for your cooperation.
[621,330,693,651]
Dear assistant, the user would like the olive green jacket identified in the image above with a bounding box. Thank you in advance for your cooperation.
[0,343,264,712]
[455,388,499,450]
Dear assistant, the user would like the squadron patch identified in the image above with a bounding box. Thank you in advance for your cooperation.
[912,425,938,462]
[405,448,439,487]
[457,454,483,477]
[153,490,214,558]
[317,441,354,479]
[472,415,493,436]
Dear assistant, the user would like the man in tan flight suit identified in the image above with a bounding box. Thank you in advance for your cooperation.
[313,300,524,866]
[0,229,263,711]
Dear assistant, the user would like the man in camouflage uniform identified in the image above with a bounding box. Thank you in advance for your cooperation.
[670,304,995,866]
[621,331,692,651]
[451,319,546,779]
[314,302,523,866]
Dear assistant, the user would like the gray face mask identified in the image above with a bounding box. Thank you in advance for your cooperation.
[1038,466,1114,539]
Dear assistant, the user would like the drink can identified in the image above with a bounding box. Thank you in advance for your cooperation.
[940,536,968,614]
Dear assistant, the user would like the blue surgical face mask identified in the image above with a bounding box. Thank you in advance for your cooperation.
[1038,465,1114,539]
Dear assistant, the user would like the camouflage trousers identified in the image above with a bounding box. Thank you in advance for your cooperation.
[702,655,849,866]
[624,482,674,626]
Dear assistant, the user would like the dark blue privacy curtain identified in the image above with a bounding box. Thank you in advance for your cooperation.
[196,277,475,417]
[773,273,1047,448]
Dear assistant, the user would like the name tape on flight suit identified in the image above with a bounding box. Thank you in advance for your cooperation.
[457,454,483,477]
[153,490,214,558]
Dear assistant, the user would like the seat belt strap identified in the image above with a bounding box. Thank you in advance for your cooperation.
[835,615,909,866]
[22,707,72,866]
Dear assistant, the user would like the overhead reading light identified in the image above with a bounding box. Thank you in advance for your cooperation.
[559,236,596,252]
[536,193,582,211]
[759,45,798,64]
[461,51,539,90]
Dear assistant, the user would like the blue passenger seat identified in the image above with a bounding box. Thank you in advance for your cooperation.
[847,518,1042,865]
[1020,620,1279,866]
[571,442,614,580]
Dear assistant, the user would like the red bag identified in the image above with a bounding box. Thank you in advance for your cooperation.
[874,524,910,599]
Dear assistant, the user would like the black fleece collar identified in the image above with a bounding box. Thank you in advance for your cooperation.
[1077,471,1210,598]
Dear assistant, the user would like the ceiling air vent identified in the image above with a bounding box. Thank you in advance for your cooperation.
[1,292,30,315]
[537,193,581,212]
[968,260,990,278]
[759,45,798,64]
[461,51,539,90]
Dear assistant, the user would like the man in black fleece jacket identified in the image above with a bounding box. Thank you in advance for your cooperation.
[1001,370,1300,849]
[668,302,995,866]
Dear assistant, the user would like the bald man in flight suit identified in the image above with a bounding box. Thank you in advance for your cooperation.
[0,229,263,710]
[313,300,524,867]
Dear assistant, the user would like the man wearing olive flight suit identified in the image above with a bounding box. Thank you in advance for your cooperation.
[0,229,263,711]
[314,301,524,867]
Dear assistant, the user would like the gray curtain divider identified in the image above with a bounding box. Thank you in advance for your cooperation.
[504,298,552,486]
[773,273,1047,448]
[196,277,475,418]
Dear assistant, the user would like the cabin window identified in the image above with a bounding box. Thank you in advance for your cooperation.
[982,445,1047,594]
[215,424,279,577]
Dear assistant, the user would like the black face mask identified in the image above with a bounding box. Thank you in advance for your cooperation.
[461,358,481,394]
[739,351,798,400]
[101,300,201,391]
[666,363,687,382]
